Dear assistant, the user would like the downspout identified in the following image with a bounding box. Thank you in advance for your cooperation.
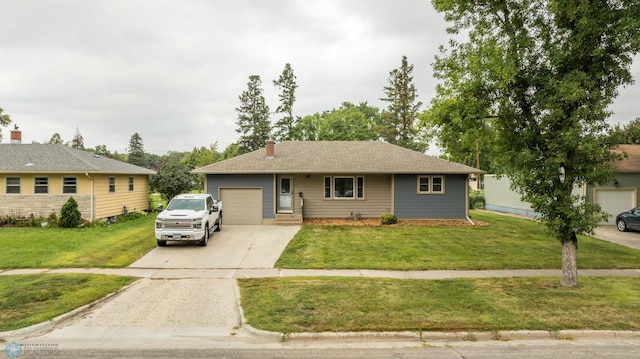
[466,174,475,226]
[85,173,94,221]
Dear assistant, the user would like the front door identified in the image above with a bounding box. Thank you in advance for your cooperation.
[277,176,293,213]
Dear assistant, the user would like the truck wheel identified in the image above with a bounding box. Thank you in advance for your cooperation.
[157,240,167,247]
[215,214,222,232]
[199,225,209,246]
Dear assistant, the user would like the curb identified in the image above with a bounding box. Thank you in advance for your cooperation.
[0,280,142,341]
[239,327,640,343]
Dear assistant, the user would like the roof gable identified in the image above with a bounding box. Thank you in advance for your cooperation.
[0,144,156,174]
[194,141,482,174]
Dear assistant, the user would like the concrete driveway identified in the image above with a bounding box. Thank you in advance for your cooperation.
[7,225,301,348]
[130,225,301,269]
[593,225,640,250]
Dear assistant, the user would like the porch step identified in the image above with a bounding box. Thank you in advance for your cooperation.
[275,213,303,225]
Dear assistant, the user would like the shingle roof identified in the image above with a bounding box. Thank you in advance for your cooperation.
[193,141,482,174]
[612,144,640,173]
[0,144,156,175]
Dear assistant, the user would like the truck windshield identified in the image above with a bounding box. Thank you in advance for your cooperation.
[166,199,204,211]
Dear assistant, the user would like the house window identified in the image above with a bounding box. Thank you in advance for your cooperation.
[34,177,49,194]
[109,176,116,193]
[63,177,77,194]
[417,176,445,194]
[324,177,331,199]
[128,176,134,192]
[334,177,354,199]
[324,176,365,199]
[6,177,20,194]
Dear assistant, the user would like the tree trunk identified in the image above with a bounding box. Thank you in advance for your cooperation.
[561,232,579,288]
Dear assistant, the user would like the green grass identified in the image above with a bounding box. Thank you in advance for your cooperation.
[275,211,640,270]
[239,276,640,333]
[0,214,157,269]
[0,274,138,331]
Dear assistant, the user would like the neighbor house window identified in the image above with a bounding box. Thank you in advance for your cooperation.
[34,177,49,194]
[128,176,134,192]
[63,177,77,194]
[324,176,364,199]
[6,177,21,194]
[109,176,116,193]
[417,176,445,194]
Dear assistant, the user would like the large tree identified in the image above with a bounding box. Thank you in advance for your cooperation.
[149,162,196,202]
[609,118,640,144]
[0,107,12,142]
[235,75,271,154]
[272,63,298,141]
[127,132,146,167]
[380,56,428,152]
[48,133,63,145]
[432,0,640,287]
[292,102,381,141]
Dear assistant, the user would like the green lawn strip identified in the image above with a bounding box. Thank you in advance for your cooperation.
[275,210,640,270]
[238,276,640,333]
[0,214,157,269]
[0,274,137,331]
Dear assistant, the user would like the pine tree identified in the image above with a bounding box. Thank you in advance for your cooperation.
[0,107,12,142]
[127,132,146,167]
[70,127,85,150]
[235,75,271,153]
[380,56,426,152]
[272,63,298,141]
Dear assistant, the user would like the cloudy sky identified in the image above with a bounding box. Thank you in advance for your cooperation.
[1,0,639,155]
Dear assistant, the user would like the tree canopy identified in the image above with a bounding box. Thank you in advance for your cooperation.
[70,127,85,150]
[150,161,197,202]
[292,102,381,141]
[432,0,640,287]
[0,107,12,142]
[235,75,271,154]
[380,56,428,152]
[127,132,147,167]
[272,63,298,142]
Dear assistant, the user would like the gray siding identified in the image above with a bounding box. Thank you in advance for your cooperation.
[586,173,640,205]
[393,174,468,219]
[295,174,393,218]
[206,174,275,219]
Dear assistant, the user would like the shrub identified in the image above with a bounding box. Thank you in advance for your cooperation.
[59,197,82,228]
[470,190,485,209]
[381,214,398,225]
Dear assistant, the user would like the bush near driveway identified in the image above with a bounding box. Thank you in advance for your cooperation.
[276,210,640,270]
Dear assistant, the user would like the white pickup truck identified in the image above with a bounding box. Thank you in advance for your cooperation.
[154,194,222,247]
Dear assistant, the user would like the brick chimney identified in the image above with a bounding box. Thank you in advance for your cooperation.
[10,125,21,144]
[266,138,275,159]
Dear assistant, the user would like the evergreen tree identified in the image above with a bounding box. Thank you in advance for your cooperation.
[432,0,640,287]
[235,75,271,153]
[70,127,85,150]
[59,197,82,228]
[272,63,298,141]
[380,56,427,152]
[0,107,12,142]
[127,132,146,167]
[48,133,63,145]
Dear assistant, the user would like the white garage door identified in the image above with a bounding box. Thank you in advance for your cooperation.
[219,188,263,225]
[594,188,635,225]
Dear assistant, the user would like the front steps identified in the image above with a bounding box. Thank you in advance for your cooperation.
[275,213,303,225]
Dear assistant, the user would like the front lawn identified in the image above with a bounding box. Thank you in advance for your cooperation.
[239,276,640,333]
[0,214,157,269]
[275,211,640,270]
[0,274,137,331]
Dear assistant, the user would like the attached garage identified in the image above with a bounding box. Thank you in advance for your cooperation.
[219,188,263,224]
[594,188,636,225]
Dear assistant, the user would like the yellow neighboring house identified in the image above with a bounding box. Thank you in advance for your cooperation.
[0,130,156,221]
